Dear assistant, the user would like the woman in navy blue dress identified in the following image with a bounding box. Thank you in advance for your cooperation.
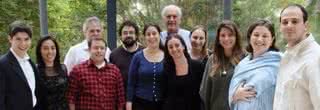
[126,24,165,110]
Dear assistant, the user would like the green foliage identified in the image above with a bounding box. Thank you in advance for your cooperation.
[0,0,39,58]
[0,0,319,60]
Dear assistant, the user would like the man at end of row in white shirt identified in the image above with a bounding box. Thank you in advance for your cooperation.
[273,3,320,110]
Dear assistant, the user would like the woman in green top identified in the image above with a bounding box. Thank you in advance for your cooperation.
[199,20,245,110]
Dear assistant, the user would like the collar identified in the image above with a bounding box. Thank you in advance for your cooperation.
[80,40,89,50]
[285,33,314,57]
[10,48,30,62]
[86,58,109,69]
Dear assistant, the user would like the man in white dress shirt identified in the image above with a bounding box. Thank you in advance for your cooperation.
[160,4,191,50]
[64,16,111,73]
[273,4,320,110]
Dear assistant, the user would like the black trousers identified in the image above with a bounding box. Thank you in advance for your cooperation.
[133,97,163,110]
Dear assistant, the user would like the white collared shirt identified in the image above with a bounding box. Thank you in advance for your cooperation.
[10,48,37,107]
[160,28,191,50]
[64,40,111,74]
[95,61,106,69]
[273,34,320,110]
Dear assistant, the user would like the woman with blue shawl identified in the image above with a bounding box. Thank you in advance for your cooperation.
[228,19,282,110]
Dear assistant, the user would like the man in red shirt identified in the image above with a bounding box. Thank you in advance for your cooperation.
[66,38,125,110]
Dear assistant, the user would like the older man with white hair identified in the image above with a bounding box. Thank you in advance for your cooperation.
[160,4,191,50]
[64,16,112,74]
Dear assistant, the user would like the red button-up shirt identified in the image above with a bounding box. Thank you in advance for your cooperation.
[66,59,125,110]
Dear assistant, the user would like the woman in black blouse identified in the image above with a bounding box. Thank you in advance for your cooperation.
[36,35,68,110]
[162,34,205,110]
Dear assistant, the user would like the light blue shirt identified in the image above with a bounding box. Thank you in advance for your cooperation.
[160,28,191,50]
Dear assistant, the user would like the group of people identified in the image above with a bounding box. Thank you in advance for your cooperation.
[0,3,319,110]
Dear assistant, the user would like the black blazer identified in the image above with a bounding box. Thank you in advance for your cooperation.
[0,51,43,110]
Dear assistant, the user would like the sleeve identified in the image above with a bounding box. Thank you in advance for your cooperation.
[64,47,76,74]
[61,64,68,76]
[307,57,320,110]
[109,50,115,64]
[199,57,213,110]
[66,67,80,104]
[0,67,5,110]
[114,66,125,109]
[126,53,140,102]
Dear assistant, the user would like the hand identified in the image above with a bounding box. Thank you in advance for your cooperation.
[126,102,132,110]
[232,84,256,103]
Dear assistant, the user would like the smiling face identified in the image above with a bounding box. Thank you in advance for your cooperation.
[191,29,206,51]
[84,23,102,40]
[250,26,273,56]
[9,32,31,57]
[280,6,307,47]
[121,26,137,47]
[89,40,106,64]
[163,7,181,33]
[219,27,236,51]
[145,26,161,48]
[40,39,57,64]
[167,37,185,59]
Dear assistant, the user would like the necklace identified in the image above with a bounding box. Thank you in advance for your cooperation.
[220,68,227,77]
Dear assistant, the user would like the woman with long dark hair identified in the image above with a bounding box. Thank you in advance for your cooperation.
[162,34,205,110]
[199,20,246,110]
[36,35,68,110]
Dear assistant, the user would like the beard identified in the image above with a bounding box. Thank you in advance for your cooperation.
[122,37,137,47]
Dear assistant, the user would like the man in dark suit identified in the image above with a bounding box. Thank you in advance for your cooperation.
[0,21,43,110]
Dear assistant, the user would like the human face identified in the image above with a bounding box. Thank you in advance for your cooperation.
[84,23,102,40]
[9,32,31,57]
[145,26,160,48]
[250,26,273,56]
[163,8,181,33]
[167,38,185,59]
[121,26,137,47]
[280,7,307,47]
[191,29,206,51]
[89,40,106,64]
[219,27,236,51]
[40,40,56,64]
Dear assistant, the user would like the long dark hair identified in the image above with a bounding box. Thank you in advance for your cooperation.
[163,34,191,74]
[36,35,63,73]
[210,20,245,76]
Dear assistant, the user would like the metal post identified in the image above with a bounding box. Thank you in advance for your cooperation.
[107,0,117,50]
[223,0,232,20]
[39,0,48,36]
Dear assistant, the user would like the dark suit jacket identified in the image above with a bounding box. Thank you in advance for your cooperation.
[0,51,43,110]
